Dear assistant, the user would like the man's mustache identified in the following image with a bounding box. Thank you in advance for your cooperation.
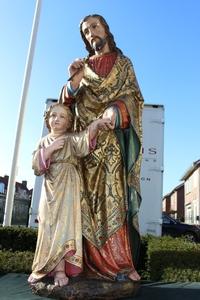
[91,36,107,51]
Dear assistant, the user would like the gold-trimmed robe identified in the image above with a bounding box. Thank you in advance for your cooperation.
[30,131,89,280]
[60,52,144,279]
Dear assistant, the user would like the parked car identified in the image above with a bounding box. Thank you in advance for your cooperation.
[162,213,200,242]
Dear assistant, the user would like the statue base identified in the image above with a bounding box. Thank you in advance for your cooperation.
[30,275,140,300]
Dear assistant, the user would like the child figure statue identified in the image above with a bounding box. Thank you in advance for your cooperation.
[28,103,113,286]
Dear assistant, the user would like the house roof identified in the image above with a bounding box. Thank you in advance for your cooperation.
[163,182,184,200]
[0,175,31,193]
[163,160,200,200]
[181,159,200,181]
[172,182,184,193]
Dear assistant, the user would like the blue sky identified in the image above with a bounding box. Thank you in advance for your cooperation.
[0,0,200,195]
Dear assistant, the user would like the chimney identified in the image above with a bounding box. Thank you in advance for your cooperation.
[4,175,9,182]
[22,180,27,187]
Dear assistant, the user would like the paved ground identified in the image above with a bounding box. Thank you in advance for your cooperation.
[134,281,200,300]
[1,273,200,300]
[0,273,48,300]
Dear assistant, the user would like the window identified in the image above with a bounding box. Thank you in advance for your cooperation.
[185,177,193,194]
[0,183,5,193]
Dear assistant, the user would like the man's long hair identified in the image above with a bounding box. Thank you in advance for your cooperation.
[79,14,123,56]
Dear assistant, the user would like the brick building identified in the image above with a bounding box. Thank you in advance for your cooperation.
[0,175,32,225]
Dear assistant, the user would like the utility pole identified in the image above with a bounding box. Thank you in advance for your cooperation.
[3,0,42,226]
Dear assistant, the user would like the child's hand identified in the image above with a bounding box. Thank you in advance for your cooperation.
[50,136,65,152]
[44,136,65,160]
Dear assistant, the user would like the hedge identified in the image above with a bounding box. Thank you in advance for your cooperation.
[0,225,37,251]
[1,226,200,282]
[144,235,200,282]
[0,250,33,274]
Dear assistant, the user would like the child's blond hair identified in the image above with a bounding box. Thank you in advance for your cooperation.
[44,103,73,132]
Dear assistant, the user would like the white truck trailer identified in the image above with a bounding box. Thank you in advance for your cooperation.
[139,104,164,236]
[29,100,164,237]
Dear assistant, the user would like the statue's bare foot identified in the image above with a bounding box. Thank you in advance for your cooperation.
[27,274,39,284]
[54,271,69,287]
[128,270,141,282]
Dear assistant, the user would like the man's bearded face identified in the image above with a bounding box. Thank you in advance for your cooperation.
[82,17,107,51]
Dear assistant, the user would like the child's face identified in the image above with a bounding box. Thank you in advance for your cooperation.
[48,106,69,133]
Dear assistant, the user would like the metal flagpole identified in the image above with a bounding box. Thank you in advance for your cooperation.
[3,0,42,226]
